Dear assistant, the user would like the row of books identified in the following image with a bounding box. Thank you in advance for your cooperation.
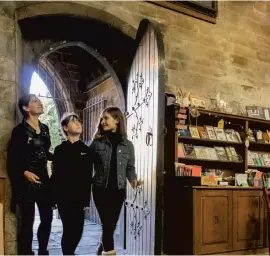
[248,151,270,167]
[178,143,241,162]
[174,163,202,177]
[178,125,242,142]
[247,129,270,143]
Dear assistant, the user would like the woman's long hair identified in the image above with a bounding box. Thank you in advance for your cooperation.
[93,107,127,140]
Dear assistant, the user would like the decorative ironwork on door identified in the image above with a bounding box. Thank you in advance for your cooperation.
[125,20,164,255]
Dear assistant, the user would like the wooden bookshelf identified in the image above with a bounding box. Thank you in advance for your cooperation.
[172,106,270,173]
[163,99,269,256]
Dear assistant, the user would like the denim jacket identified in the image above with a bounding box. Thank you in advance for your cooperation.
[90,136,137,189]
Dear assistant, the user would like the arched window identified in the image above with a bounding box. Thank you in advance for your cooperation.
[30,71,61,152]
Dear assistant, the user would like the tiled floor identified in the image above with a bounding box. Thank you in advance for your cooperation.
[33,217,127,255]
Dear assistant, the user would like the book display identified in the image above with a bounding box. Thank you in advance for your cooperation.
[163,96,270,255]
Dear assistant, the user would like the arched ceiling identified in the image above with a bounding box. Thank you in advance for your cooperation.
[19,15,136,94]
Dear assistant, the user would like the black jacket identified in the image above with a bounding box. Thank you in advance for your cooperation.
[50,140,93,207]
[7,120,52,208]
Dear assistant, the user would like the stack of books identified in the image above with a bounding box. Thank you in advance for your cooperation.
[248,151,270,167]
[178,125,242,142]
[178,143,240,162]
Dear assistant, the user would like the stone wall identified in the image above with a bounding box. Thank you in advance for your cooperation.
[16,1,270,107]
[87,77,120,109]
[78,1,270,108]
[0,2,17,255]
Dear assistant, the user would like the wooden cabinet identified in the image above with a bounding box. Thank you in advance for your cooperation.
[194,190,232,254]
[163,184,267,255]
[232,190,264,250]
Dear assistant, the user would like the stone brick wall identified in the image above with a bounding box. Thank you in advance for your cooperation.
[16,1,270,106]
[0,2,17,255]
[87,77,120,109]
[78,1,270,108]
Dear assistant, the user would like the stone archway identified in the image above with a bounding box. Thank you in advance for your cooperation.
[40,41,126,112]
[7,3,141,255]
[16,2,137,39]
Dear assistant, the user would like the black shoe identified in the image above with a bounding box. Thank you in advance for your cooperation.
[38,250,49,255]
[96,243,103,255]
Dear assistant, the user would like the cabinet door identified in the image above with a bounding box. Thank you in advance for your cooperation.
[194,189,233,254]
[232,190,264,250]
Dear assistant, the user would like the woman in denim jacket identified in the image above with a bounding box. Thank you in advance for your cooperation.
[90,107,142,255]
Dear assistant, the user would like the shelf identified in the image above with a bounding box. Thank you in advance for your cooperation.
[174,106,270,125]
[178,136,243,146]
[178,157,243,164]
[248,165,270,170]
[249,141,270,147]
[197,109,270,125]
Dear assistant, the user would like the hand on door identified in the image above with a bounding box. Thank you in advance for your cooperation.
[130,179,144,189]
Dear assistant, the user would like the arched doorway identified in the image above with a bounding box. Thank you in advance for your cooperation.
[16,6,165,254]
[27,43,126,254]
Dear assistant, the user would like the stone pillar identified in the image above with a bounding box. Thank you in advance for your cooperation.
[0,4,20,255]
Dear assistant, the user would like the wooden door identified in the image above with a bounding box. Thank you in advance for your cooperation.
[194,189,233,254]
[125,19,165,255]
[232,190,264,250]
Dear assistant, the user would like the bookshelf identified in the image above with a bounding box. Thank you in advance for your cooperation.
[166,103,270,176]
[163,100,269,255]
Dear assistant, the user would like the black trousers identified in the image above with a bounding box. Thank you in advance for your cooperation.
[17,198,53,255]
[57,203,85,255]
[93,185,125,252]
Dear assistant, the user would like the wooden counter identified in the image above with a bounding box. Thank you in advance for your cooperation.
[192,185,264,189]
[163,184,268,255]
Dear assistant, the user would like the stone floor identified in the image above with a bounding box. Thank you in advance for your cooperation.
[33,217,127,255]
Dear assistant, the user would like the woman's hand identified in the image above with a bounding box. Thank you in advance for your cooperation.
[24,170,41,184]
[83,207,90,211]
[130,179,144,189]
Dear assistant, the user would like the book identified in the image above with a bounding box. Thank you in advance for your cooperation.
[228,147,239,161]
[254,130,263,142]
[258,153,265,166]
[263,154,270,166]
[189,126,200,138]
[194,146,208,159]
[224,129,237,142]
[205,147,219,160]
[214,127,227,141]
[248,151,254,165]
[197,126,208,139]
[263,132,270,143]
[250,152,261,166]
[178,126,190,137]
[225,147,233,161]
[178,143,185,158]
[234,131,242,142]
[215,147,228,161]
[205,126,217,140]
[264,108,270,120]
[183,144,196,158]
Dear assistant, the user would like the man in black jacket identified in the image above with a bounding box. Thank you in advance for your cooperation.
[50,112,92,255]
